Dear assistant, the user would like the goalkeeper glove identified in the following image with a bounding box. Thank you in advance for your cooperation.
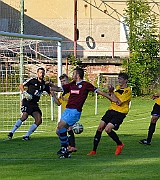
[23,91,32,101]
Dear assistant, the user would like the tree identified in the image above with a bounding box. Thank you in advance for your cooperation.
[123,0,160,96]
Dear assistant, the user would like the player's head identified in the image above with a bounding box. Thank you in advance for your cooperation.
[118,72,128,80]
[37,67,45,80]
[59,74,69,85]
[72,67,84,81]
[118,72,128,87]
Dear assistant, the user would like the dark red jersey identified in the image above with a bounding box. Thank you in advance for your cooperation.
[62,80,98,112]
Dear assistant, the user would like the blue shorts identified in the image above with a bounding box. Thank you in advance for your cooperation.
[60,108,81,126]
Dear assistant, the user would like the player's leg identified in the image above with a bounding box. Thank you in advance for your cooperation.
[57,119,70,158]
[8,112,28,139]
[147,116,158,142]
[88,110,113,155]
[68,126,77,153]
[57,108,81,158]
[105,111,125,155]
[105,123,124,155]
[23,110,42,140]
[139,116,159,145]
[87,120,106,155]
[139,103,160,145]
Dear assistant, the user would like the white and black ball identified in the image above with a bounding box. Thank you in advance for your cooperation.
[72,123,84,134]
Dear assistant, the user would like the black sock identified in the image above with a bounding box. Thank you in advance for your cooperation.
[68,130,75,147]
[108,130,122,145]
[93,130,102,151]
[147,123,156,143]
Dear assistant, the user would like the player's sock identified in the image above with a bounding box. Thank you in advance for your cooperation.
[147,123,156,143]
[11,119,22,133]
[58,128,69,148]
[25,123,37,137]
[93,130,102,151]
[108,130,122,145]
[68,130,75,147]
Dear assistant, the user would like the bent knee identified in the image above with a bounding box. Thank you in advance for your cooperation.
[105,123,114,133]
[35,119,42,126]
[105,128,111,134]
[97,126,104,132]
[151,116,159,123]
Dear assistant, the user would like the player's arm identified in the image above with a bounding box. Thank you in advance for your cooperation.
[96,89,121,104]
[19,83,32,101]
[108,85,122,105]
[60,95,68,101]
[19,83,25,93]
[45,81,62,92]
[110,92,122,106]
[50,89,61,106]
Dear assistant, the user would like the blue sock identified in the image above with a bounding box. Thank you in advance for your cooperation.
[58,128,68,147]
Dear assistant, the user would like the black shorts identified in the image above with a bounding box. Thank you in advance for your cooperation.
[151,103,160,117]
[21,99,42,116]
[101,110,126,130]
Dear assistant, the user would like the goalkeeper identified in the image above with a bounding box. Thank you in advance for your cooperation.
[8,67,61,140]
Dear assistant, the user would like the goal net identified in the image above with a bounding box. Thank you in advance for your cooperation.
[0,31,62,132]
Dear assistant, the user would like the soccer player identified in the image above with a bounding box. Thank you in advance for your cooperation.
[8,67,61,140]
[56,66,120,158]
[52,74,78,153]
[87,73,132,156]
[139,94,160,145]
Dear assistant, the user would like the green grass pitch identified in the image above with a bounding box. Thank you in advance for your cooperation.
[0,97,160,180]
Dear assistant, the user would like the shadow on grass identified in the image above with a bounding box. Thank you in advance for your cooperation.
[1,133,160,180]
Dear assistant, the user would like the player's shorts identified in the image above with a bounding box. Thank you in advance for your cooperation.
[21,99,42,116]
[151,103,160,117]
[60,108,81,126]
[101,110,126,130]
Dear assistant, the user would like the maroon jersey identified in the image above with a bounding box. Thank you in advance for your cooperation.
[62,81,98,112]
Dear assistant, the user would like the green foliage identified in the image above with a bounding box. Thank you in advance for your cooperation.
[68,54,82,68]
[123,0,160,96]
[44,75,58,85]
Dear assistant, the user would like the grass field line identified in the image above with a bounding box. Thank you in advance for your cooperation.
[0,116,149,142]
[0,131,46,142]
[0,158,61,161]
[125,116,149,122]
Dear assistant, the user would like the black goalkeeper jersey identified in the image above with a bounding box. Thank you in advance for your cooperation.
[23,77,50,103]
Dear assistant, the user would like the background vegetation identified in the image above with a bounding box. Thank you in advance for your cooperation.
[123,0,160,96]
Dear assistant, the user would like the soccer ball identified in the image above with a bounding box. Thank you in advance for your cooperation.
[72,123,84,134]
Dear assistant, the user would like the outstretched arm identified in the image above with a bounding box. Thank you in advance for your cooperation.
[96,89,121,105]
[45,81,62,92]
[108,85,122,105]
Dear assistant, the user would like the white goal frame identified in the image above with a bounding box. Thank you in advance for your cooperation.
[0,31,62,125]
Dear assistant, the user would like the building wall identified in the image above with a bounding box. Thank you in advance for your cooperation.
[0,0,160,59]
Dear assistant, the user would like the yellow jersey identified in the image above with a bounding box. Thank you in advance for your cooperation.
[58,92,70,111]
[108,85,132,114]
[155,97,160,105]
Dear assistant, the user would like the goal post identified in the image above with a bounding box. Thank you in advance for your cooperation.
[0,31,62,132]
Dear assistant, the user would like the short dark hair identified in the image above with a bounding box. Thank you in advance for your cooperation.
[74,66,84,79]
[59,74,69,80]
[37,67,45,72]
[118,72,129,80]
